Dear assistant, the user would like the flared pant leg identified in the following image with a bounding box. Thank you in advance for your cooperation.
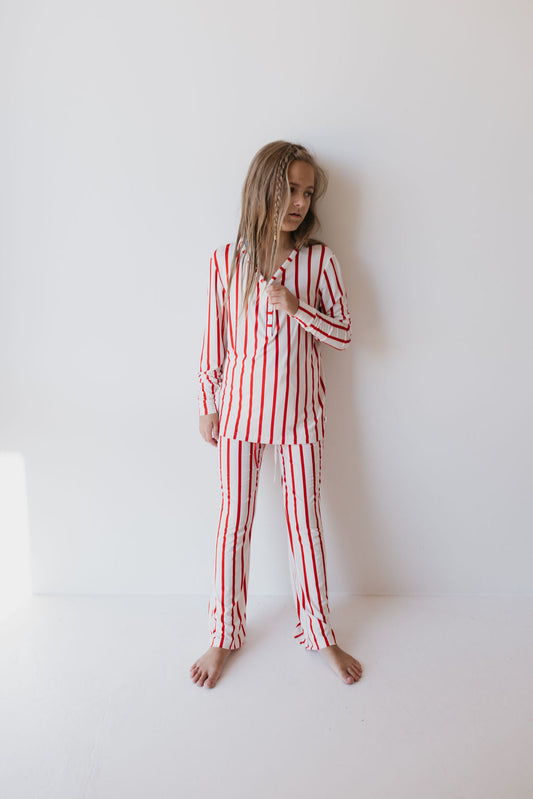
[208,436,264,649]
[208,436,336,652]
[279,440,337,650]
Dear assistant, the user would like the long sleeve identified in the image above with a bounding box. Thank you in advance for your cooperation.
[198,251,228,414]
[290,251,351,350]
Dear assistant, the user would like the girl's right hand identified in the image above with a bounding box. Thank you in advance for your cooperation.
[199,413,220,447]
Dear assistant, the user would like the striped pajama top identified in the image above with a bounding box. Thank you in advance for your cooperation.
[198,241,351,444]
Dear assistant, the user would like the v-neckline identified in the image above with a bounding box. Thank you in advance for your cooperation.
[258,248,297,284]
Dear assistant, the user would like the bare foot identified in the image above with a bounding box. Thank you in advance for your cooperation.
[318,644,363,684]
[190,646,231,688]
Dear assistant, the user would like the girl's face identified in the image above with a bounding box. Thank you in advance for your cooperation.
[281,160,315,233]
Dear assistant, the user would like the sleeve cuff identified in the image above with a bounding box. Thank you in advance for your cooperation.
[199,395,218,415]
[291,299,318,327]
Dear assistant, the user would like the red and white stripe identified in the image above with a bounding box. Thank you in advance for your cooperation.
[208,436,337,650]
[199,242,351,444]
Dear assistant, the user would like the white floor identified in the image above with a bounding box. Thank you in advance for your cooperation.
[0,595,531,799]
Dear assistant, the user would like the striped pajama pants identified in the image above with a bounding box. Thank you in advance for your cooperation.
[208,436,337,651]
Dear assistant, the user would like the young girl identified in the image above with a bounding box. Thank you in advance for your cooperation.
[191,141,363,689]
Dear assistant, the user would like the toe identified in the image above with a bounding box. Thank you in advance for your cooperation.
[207,668,221,687]
[197,671,208,687]
[343,671,355,684]
[206,667,221,688]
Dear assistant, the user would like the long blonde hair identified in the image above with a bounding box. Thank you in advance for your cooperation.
[228,141,328,310]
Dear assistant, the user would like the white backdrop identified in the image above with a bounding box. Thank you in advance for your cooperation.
[1,0,532,596]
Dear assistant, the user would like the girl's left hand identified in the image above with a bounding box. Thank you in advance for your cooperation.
[265,284,299,315]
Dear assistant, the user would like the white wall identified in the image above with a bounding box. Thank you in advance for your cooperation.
[0,454,32,619]
[1,0,532,596]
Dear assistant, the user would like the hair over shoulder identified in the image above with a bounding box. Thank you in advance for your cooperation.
[229,140,328,309]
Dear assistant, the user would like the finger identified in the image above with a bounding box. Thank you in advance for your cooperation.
[201,427,215,446]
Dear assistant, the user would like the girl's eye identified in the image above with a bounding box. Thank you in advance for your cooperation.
[289,187,313,198]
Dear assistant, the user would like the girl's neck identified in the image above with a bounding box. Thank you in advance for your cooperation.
[278,230,293,251]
